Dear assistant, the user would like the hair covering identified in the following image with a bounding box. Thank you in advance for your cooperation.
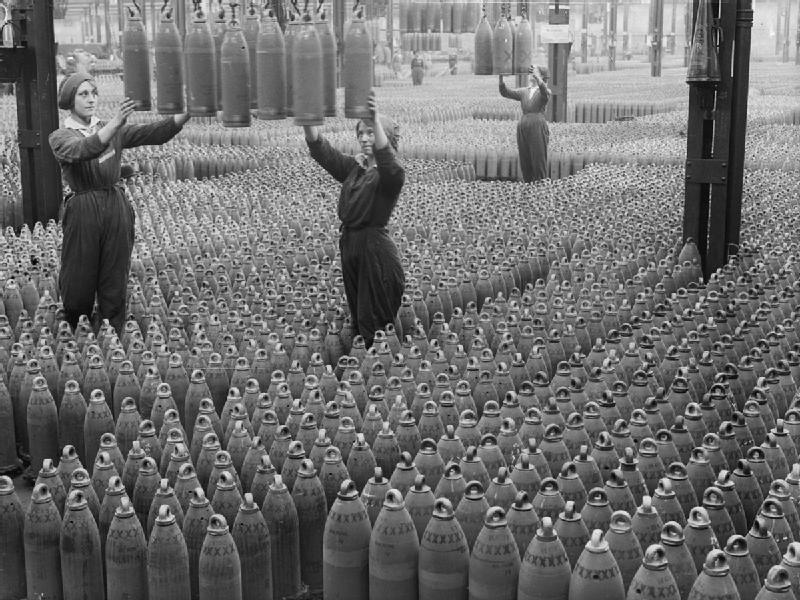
[356,115,401,152]
[57,72,95,110]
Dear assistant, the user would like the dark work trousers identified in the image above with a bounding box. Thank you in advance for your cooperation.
[59,186,135,335]
[340,226,405,348]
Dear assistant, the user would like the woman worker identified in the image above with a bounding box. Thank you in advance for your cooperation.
[303,90,406,349]
[499,64,551,182]
[49,72,190,335]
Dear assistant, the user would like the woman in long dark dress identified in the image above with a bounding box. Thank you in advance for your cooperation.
[303,91,405,349]
[49,72,190,335]
[499,65,551,182]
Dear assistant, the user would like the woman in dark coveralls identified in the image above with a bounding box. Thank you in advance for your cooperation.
[499,64,551,182]
[49,72,190,335]
[304,91,405,349]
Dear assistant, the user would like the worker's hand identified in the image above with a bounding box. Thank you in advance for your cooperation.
[365,89,378,124]
[113,98,136,127]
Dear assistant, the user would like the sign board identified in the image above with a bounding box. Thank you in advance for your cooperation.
[548,4,570,25]
[540,24,571,43]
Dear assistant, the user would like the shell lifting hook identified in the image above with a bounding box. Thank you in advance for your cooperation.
[127,0,142,18]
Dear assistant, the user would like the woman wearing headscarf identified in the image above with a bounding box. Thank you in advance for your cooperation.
[48,72,190,335]
[303,90,405,349]
[499,64,551,182]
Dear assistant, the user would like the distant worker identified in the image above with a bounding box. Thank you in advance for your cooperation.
[411,51,425,85]
[498,65,551,182]
[448,52,458,75]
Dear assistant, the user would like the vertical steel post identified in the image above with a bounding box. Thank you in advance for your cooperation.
[651,0,663,75]
[796,0,800,65]
[670,0,677,52]
[581,0,587,61]
[609,0,617,69]
[622,0,628,53]
[725,0,752,256]
[11,0,62,227]
[546,0,570,123]
[782,0,790,60]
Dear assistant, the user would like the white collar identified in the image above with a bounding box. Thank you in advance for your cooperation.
[355,153,375,170]
[64,115,101,137]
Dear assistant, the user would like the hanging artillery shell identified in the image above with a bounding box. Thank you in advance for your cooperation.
[199,514,242,600]
[419,497,469,600]
[183,487,213,600]
[627,544,681,600]
[148,505,191,600]
[324,480,371,600]
[61,489,104,600]
[518,516,571,600]
[507,491,540,559]
[606,510,644,592]
[661,521,698,600]
[105,497,147,600]
[262,475,304,599]
[723,534,761,600]
[292,458,327,593]
[569,529,626,600]
[24,483,62,600]
[470,506,521,600]
[686,549,741,600]
[370,488,420,600]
